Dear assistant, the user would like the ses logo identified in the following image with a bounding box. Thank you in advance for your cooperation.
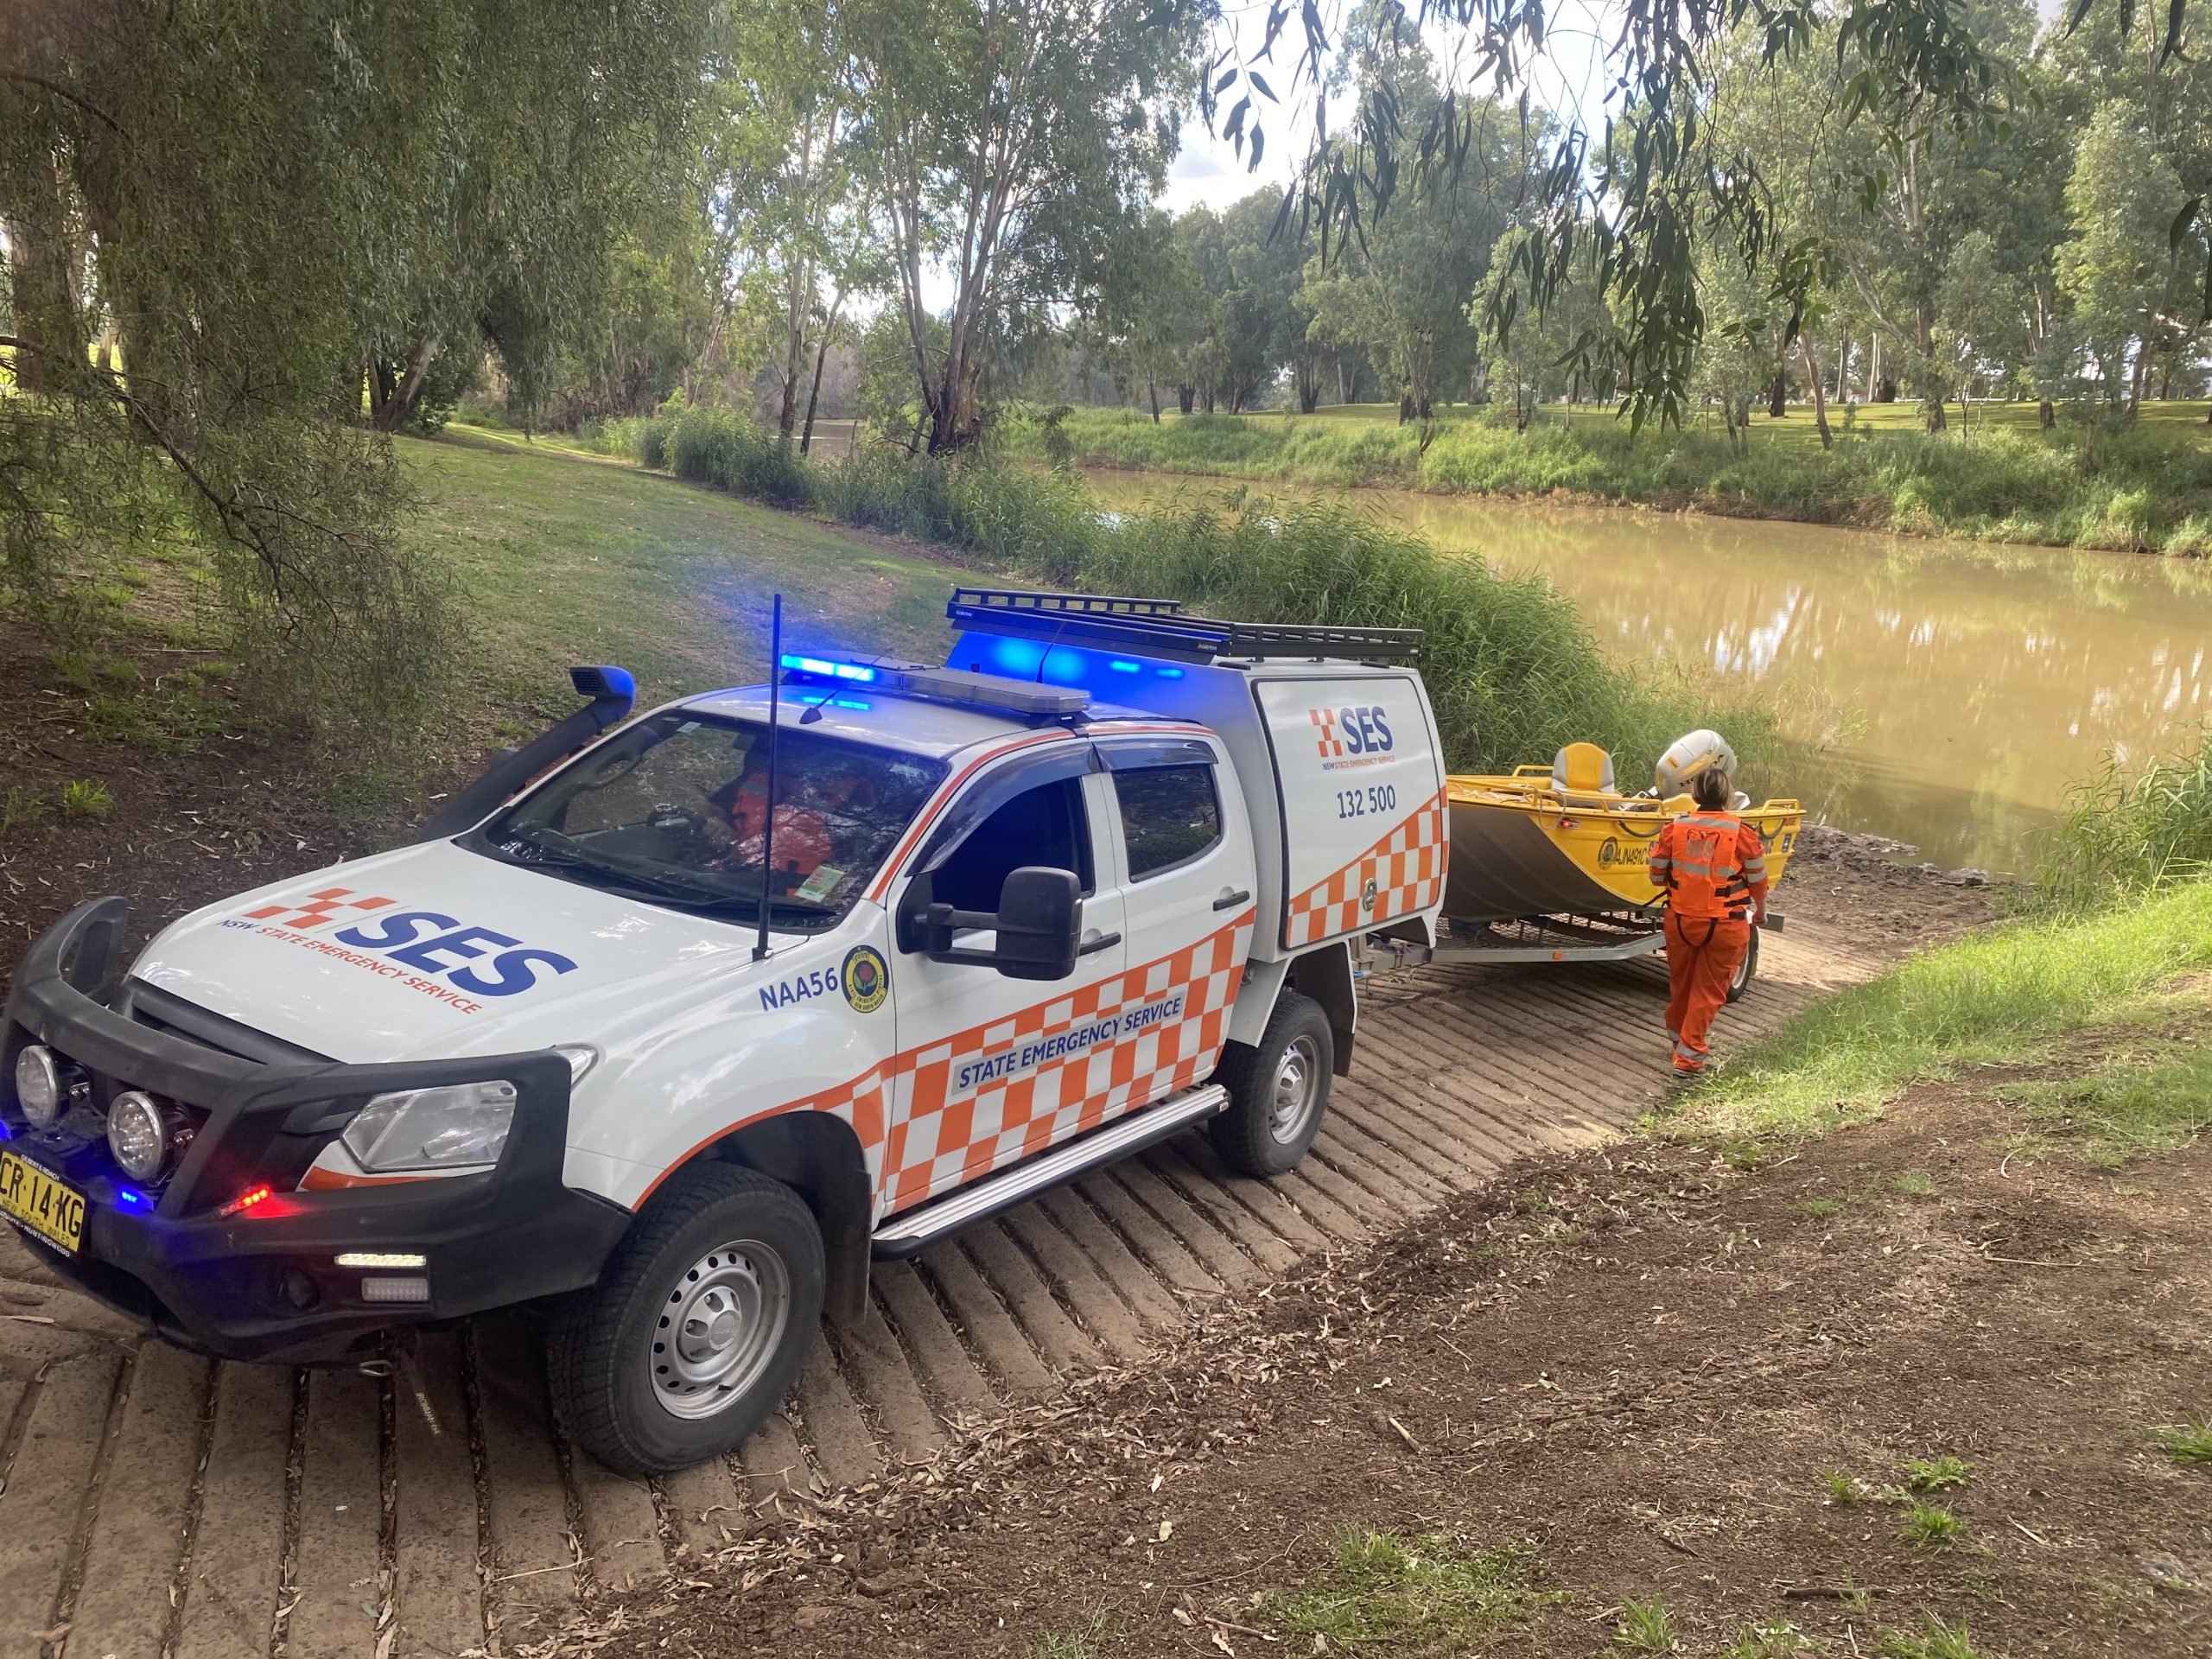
[1308,704,1395,771]
[226,887,577,1001]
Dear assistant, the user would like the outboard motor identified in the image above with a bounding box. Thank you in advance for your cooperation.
[1654,729,1745,806]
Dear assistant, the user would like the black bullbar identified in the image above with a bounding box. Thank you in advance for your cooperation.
[1,897,630,1363]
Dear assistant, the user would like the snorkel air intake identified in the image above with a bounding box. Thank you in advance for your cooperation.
[411,665,637,843]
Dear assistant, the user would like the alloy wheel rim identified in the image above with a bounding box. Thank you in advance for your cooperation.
[649,1240,791,1420]
[1266,1033,1323,1144]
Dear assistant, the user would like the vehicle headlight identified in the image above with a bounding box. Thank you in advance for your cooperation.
[342,1080,517,1173]
[15,1046,62,1128]
[107,1090,172,1182]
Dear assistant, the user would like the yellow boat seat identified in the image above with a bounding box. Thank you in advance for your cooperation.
[1551,742,1616,796]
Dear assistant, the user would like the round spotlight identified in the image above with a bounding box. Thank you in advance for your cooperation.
[106,1090,171,1182]
[14,1046,62,1128]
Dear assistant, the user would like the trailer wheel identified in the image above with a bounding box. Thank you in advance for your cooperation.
[1208,990,1334,1178]
[548,1164,823,1478]
[1726,929,1761,1004]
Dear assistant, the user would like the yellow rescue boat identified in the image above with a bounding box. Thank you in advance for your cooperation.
[1442,741,1807,924]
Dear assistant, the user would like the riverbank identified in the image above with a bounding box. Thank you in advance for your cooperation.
[1007,404,2212,556]
[606,407,1788,785]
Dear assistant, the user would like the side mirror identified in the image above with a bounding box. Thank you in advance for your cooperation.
[912,866,1084,982]
[989,867,1083,982]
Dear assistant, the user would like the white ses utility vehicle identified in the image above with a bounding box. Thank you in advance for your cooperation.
[2,589,1445,1474]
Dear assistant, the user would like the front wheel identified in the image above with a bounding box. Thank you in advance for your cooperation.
[548,1164,823,1478]
[1208,989,1334,1177]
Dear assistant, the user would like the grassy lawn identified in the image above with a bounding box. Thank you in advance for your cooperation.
[403,431,962,734]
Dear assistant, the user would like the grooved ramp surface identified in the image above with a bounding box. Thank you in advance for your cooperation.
[0,933,1870,1656]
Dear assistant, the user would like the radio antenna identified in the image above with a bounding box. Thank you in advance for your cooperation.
[753,594,783,963]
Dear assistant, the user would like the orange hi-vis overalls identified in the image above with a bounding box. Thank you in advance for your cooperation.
[1647,810,1770,1074]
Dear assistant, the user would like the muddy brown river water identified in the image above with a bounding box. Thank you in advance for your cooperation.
[1083,467,2212,874]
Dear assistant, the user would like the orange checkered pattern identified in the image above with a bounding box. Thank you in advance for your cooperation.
[239,887,397,930]
[674,912,1259,1221]
[1281,790,1447,949]
[880,910,1255,1213]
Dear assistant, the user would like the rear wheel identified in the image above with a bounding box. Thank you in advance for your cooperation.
[548,1165,823,1477]
[1208,989,1334,1177]
[1726,928,1761,1003]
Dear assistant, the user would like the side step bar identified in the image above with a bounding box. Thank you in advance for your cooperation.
[870,1084,1229,1260]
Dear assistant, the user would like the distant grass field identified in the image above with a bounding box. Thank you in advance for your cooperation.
[402,430,958,731]
[1014,400,2212,554]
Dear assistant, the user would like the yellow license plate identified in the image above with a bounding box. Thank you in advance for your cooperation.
[0,1151,86,1253]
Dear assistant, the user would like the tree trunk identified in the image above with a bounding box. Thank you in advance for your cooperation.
[371,335,439,433]
[1767,365,1787,419]
[1833,334,1848,405]
[1147,372,1160,423]
[1801,337,1832,449]
[800,328,834,454]
[1866,334,1883,403]
[3,205,88,396]
[2126,346,2146,423]
[2039,399,2055,430]
[1177,384,1195,415]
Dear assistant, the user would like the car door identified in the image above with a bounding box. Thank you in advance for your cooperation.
[880,745,1128,1217]
[1092,734,1255,1108]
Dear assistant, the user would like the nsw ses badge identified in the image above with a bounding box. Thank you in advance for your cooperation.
[842,945,889,1014]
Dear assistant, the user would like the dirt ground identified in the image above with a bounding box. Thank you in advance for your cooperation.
[0,626,426,1001]
[569,1042,2211,1659]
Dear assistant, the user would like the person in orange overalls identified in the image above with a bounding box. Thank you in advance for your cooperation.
[1646,767,1769,1077]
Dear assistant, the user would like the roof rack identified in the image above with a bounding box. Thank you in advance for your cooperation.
[946,587,1422,664]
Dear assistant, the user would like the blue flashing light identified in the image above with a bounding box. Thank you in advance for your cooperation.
[791,693,874,712]
[779,652,879,684]
[113,1185,152,1211]
[0,1117,11,1141]
[1154,666,1185,679]
[1108,658,1141,674]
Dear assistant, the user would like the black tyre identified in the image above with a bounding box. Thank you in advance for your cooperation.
[1726,927,1761,1004]
[548,1164,823,1478]
[1207,989,1334,1177]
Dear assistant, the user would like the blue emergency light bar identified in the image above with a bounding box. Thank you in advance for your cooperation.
[779,653,878,683]
[778,651,1090,721]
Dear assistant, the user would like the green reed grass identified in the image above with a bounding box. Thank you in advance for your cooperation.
[619,412,1777,780]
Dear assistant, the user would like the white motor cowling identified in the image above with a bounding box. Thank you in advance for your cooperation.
[1654,728,1738,797]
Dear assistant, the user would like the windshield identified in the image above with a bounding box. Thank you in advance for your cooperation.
[471,711,947,927]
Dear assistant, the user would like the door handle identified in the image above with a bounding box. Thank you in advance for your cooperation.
[1077,931,1122,956]
[1212,888,1252,912]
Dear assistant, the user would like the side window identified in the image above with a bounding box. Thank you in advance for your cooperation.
[1114,766,1221,880]
[928,778,1093,912]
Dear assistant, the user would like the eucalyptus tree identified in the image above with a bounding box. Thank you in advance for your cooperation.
[2058,103,2196,416]
[842,0,1205,453]
[1200,0,2180,429]
[1090,210,1215,420]
[0,0,709,732]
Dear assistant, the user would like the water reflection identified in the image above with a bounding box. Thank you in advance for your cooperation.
[1081,470,2212,872]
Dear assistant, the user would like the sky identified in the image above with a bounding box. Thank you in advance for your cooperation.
[1158,0,1626,218]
